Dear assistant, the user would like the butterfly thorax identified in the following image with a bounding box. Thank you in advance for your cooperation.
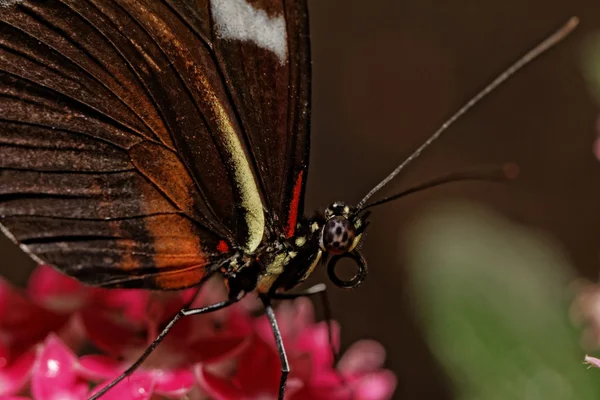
[223,202,370,299]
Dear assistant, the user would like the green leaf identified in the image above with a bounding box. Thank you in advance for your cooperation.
[408,202,600,400]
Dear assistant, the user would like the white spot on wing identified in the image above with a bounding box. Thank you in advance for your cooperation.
[210,0,288,64]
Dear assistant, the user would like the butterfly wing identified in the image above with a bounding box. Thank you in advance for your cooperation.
[167,0,312,238]
[0,0,259,288]
[206,0,312,238]
[0,0,311,289]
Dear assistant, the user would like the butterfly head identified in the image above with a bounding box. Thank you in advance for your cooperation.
[319,202,371,289]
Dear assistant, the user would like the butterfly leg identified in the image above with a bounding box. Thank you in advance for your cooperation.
[271,285,351,396]
[88,299,235,400]
[261,295,289,400]
[271,284,339,364]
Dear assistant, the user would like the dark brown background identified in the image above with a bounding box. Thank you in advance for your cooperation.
[2,1,600,399]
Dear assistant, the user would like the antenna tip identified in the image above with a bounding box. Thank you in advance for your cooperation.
[502,163,520,180]
[567,16,580,29]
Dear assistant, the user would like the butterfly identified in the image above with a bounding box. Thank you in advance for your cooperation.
[0,0,577,398]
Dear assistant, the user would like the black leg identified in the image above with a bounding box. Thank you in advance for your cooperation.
[271,284,339,364]
[261,295,289,400]
[89,300,234,400]
[271,285,350,394]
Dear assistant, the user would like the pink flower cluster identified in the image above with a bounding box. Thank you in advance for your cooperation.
[573,281,600,373]
[0,266,396,399]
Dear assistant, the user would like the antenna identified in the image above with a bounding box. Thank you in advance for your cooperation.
[355,17,579,210]
[359,163,519,211]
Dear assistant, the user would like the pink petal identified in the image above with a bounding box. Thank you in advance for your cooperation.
[239,291,263,313]
[90,374,154,400]
[27,266,88,313]
[77,355,124,381]
[585,355,600,368]
[182,301,252,343]
[91,290,151,326]
[236,336,280,395]
[288,352,314,384]
[89,289,193,330]
[0,278,12,317]
[190,277,229,309]
[352,370,397,400]
[222,306,254,337]
[337,340,386,375]
[0,281,68,357]
[187,335,249,364]
[0,348,36,396]
[305,369,344,389]
[254,301,338,373]
[83,289,201,354]
[80,356,196,397]
[254,298,315,346]
[153,368,196,396]
[2,397,32,400]
[276,298,316,339]
[196,366,310,400]
[282,377,305,398]
[294,321,340,371]
[0,341,8,367]
[302,372,391,400]
[152,289,197,322]
[79,309,143,356]
[195,366,245,400]
[31,335,88,400]
[292,382,349,400]
[197,335,281,398]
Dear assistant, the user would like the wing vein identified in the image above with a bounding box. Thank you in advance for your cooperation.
[108,0,243,235]
[18,2,171,145]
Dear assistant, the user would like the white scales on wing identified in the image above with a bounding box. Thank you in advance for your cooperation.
[210,0,289,65]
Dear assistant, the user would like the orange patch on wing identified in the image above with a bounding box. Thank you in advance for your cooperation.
[99,151,213,289]
[151,263,210,290]
[145,215,209,289]
[136,176,209,289]
[129,142,201,218]
[114,234,138,270]
[285,170,304,238]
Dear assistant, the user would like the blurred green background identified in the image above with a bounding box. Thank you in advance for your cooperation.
[408,203,598,400]
[3,1,600,399]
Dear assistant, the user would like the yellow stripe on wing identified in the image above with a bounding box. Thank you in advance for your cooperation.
[213,100,265,253]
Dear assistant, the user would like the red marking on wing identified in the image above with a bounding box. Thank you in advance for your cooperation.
[217,240,230,253]
[285,170,304,238]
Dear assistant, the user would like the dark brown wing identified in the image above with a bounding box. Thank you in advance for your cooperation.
[206,0,312,238]
[0,0,275,288]
[166,0,312,237]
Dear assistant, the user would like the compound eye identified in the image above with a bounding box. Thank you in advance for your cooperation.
[320,216,356,255]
